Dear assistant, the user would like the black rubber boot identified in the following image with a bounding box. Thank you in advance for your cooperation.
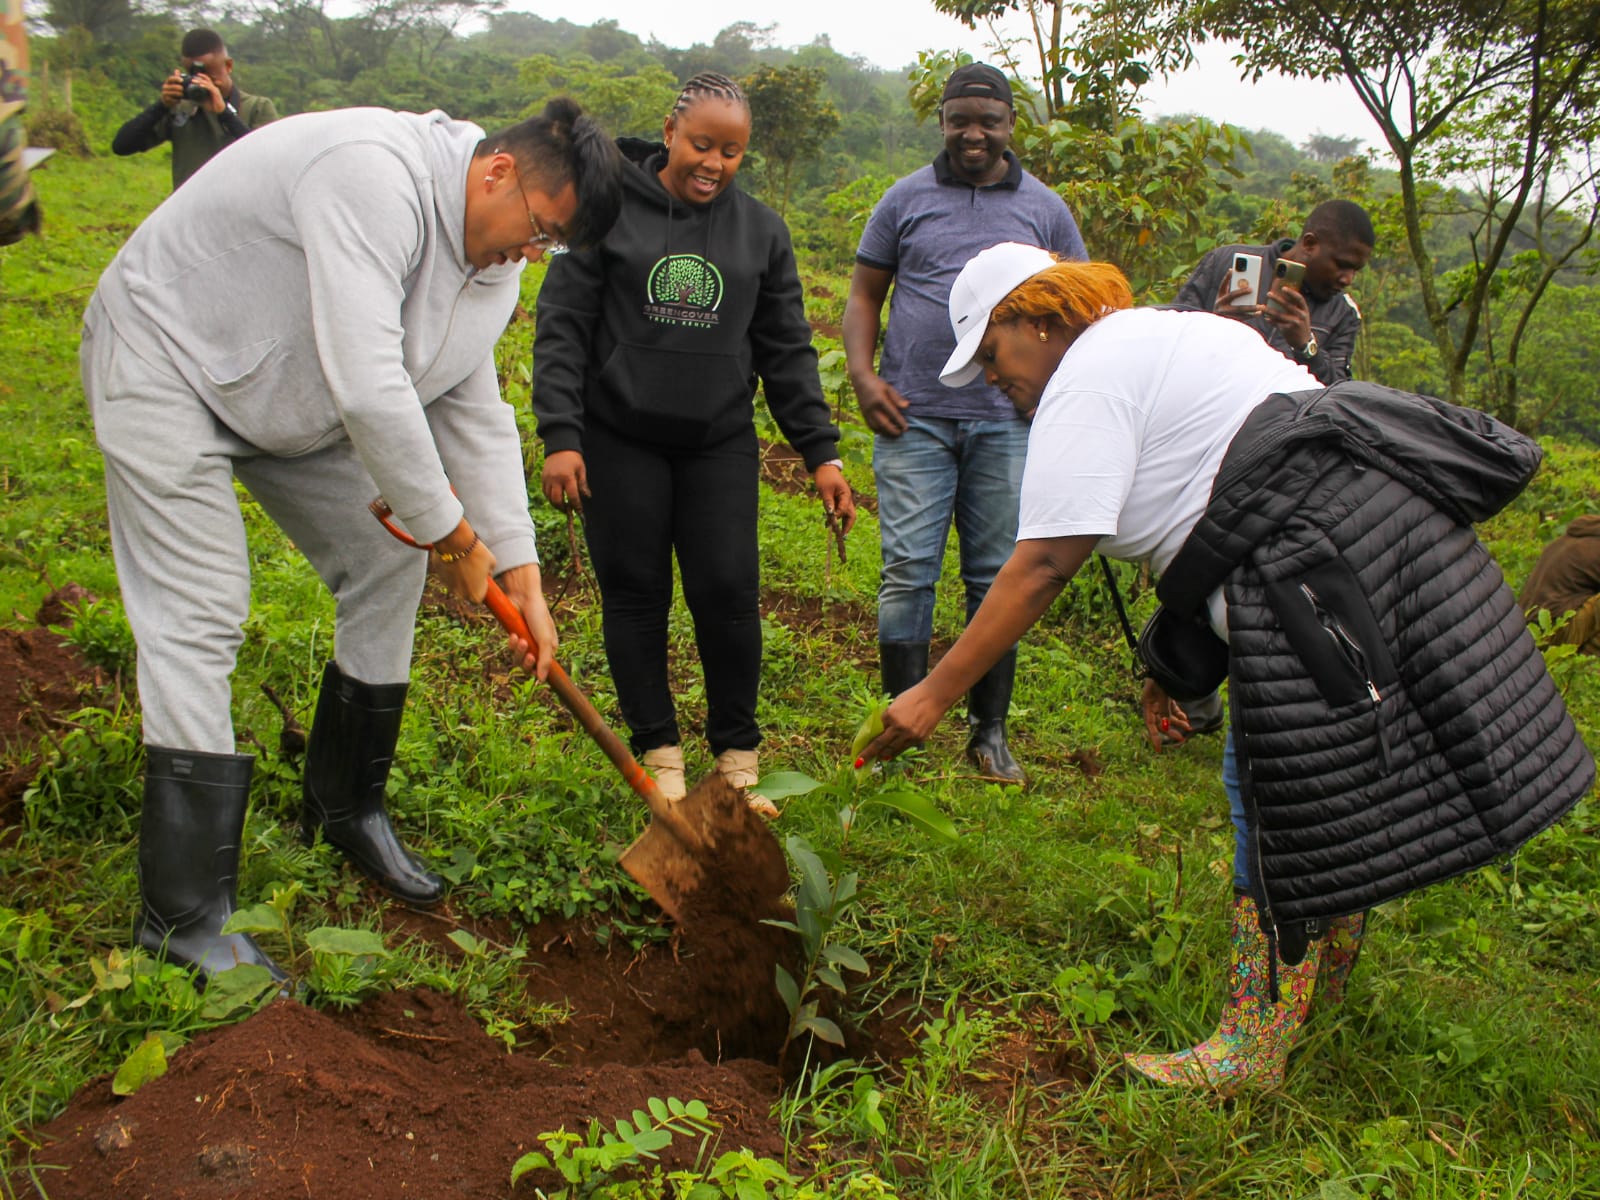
[303,661,445,908]
[879,640,930,698]
[966,648,1026,784]
[135,746,288,984]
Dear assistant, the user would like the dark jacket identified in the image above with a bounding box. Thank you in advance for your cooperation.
[111,85,278,189]
[1162,381,1592,933]
[1175,240,1363,385]
[532,137,839,467]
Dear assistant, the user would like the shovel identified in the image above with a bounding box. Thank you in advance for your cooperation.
[368,499,787,924]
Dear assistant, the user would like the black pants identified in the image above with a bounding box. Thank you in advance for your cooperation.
[582,417,761,756]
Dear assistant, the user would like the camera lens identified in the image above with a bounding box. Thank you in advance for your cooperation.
[1235,257,1247,271]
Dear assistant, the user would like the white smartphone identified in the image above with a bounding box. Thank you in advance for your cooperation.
[1224,252,1263,307]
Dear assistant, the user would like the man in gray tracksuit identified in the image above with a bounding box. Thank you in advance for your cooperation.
[81,101,621,984]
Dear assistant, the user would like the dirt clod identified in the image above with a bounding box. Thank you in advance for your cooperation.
[90,1119,134,1156]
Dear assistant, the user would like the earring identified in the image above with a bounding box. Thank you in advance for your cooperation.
[485,176,494,183]
[1038,330,1048,342]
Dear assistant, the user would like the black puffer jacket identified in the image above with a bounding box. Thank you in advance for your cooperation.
[1163,382,1593,931]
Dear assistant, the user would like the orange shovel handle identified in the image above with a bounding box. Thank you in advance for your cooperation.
[368,498,676,825]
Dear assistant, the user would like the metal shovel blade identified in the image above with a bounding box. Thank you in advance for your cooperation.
[620,774,789,924]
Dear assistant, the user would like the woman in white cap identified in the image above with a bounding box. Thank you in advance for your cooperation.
[858,245,1590,1095]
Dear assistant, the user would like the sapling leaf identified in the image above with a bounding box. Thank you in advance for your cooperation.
[509,1150,551,1184]
[823,944,870,974]
[816,965,847,994]
[113,1034,168,1096]
[755,771,826,800]
[630,1128,673,1155]
[306,927,390,956]
[648,1097,670,1121]
[222,902,284,936]
[798,1014,846,1046]
[774,964,801,1014]
[447,929,483,955]
[201,963,279,1017]
[760,917,802,934]
[862,790,959,842]
[850,704,886,759]
[797,906,823,946]
[787,837,832,913]
[833,872,859,906]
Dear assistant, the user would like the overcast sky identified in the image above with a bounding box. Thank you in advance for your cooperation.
[517,1,1377,151]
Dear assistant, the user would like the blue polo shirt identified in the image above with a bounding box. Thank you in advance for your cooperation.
[857,150,1087,420]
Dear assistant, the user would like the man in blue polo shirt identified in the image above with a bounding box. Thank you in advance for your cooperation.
[843,63,1086,783]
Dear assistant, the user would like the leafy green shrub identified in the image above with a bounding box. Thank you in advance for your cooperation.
[25,107,91,157]
[53,596,136,677]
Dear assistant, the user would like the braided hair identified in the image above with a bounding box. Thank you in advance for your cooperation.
[669,72,749,122]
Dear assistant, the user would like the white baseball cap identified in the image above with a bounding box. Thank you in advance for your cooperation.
[939,242,1059,387]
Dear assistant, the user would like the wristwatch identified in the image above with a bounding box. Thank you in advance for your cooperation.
[1299,335,1319,359]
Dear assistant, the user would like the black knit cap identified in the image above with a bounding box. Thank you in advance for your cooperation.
[941,63,1013,108]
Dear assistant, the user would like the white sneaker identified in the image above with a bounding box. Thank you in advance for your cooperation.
[714,749,778,819]
[641,745,687,802]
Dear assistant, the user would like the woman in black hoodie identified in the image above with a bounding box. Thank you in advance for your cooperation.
[532,73,855,814]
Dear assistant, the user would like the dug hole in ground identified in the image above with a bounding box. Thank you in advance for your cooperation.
[2,589,829,1198]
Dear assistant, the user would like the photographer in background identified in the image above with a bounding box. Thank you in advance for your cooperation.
[1174,200,1374,386]
[112,28,277,190]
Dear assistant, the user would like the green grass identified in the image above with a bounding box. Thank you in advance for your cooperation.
[4,152,1600,1198]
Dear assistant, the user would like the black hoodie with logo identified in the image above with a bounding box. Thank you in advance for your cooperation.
[532,137,839,467]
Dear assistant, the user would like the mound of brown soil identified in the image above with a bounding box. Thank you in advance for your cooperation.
[1,596,106,827]
[15,987,785,1199]
[3,586,805,1199]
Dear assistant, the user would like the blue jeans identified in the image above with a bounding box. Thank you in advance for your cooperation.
[1224,731,1251,889]
[874,415,1030,643]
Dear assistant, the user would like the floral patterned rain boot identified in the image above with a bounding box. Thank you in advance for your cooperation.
[1313,912,1368,1009]
[1124,892,1321,1096]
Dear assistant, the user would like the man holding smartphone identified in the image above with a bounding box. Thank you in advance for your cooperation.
[1175,199,1374,385]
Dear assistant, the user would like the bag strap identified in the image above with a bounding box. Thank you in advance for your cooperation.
[1097,553,1141,657]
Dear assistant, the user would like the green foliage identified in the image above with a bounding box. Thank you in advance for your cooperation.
[742,63,841,216]
[23,105,90,156]
[518,53,678,138]
[509,1096,716,1190]
[767,834,870,1068]
[51,596,135,676]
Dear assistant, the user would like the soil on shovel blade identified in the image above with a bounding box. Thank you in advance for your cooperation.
[3,592,813,1199]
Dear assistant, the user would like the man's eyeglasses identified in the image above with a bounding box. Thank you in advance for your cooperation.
[505,155,568,256]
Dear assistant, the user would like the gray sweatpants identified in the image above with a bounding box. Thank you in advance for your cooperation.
[80,298,427,753]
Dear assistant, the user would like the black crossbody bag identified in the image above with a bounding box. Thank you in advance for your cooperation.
[1096,555,1228,702]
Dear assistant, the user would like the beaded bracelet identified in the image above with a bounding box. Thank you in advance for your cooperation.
[436,533,480,564]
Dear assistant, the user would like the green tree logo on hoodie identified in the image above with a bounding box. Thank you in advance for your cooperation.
[645,254,723,327]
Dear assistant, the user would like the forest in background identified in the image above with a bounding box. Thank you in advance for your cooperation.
[20,0,1600,441]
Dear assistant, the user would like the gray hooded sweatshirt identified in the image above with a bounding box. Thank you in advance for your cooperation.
[92,107,537,570]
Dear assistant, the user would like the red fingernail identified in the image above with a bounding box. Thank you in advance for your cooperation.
[854,758,865,769]
[1160,718,1170,731]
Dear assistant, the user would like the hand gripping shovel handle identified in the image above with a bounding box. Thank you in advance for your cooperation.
[367,498,690,838]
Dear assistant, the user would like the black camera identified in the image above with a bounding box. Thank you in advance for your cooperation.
[178,66,211,104]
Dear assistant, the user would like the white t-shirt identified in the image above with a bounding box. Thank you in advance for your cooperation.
[1018,307,1320,633]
